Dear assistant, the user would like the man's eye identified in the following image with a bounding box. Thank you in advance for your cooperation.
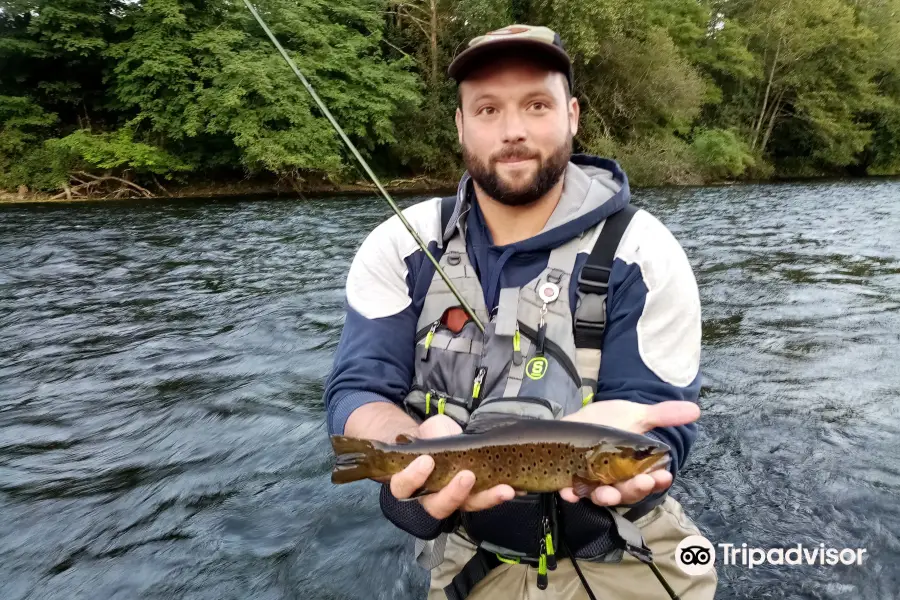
[531,102,547,111]
[480,107,496,115]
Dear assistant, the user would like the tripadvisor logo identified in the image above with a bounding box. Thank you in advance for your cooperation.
[676,535,716,576]
[675,535,869,575]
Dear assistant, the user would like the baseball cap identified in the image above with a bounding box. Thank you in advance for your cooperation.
[448,24,574,92]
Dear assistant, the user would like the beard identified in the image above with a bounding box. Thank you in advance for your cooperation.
[462,134,572,207]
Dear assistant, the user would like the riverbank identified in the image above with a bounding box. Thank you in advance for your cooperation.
[0,175,459,205]
[3,172,897,205]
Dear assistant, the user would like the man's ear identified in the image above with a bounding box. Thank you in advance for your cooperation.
[568,96,580,137]
[455,107,464,145]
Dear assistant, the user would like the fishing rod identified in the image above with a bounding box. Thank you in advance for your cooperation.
[241,0,485,334]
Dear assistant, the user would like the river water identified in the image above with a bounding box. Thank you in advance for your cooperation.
[1,179,899,600]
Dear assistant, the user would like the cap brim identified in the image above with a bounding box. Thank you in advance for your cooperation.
[448,39,572,86]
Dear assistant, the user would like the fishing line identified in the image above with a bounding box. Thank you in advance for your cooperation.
[241,0,485,333]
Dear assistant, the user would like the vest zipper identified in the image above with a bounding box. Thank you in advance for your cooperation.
[476,396,553,412]
[471,366,487,407]
[516,321,581,386]
[421,320,440,361]
[415,319,442,342]
[512,323,523,365]
[410,385,469,416]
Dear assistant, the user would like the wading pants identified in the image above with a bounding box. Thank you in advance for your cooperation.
[427,496,718,600]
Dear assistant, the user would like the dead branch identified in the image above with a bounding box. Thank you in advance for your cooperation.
[51,172,155,200]
[151,175,171,197]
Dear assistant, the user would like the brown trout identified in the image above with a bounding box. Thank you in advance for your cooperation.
[330,418,670,498]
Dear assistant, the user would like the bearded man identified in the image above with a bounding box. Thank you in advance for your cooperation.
[323,24,718,600]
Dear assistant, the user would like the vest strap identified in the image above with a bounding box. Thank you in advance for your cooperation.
[442,497,664,600]
[502,336,532,397]
[440,195,457,244]
[574,204,638,350]
[443,548,503,600]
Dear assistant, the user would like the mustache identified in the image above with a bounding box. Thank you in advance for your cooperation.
[490,146,541,163]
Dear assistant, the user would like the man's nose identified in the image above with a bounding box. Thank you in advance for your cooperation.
[501,109,527,144]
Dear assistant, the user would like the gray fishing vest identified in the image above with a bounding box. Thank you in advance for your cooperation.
[401,216,605,429]
[400,198,662,578]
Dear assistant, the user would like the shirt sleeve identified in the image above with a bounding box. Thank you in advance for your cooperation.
[323,198,442,435]
[592,209,703,478]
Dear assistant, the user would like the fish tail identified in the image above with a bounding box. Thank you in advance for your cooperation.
[330,435,387,484]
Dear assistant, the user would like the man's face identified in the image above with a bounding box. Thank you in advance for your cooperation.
[455,56,579,207]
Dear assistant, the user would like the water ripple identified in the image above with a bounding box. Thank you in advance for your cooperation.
[2,182,900,598]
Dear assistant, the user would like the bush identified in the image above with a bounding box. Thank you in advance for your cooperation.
[690,128,755,180]
[585,134,702,187]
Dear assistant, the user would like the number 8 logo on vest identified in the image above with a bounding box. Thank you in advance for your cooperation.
[525,356,548,380]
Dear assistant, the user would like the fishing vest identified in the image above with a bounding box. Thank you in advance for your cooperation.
[402,202,618,429]
[394,194,662,580]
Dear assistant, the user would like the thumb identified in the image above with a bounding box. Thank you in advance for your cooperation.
[638,401,700,432]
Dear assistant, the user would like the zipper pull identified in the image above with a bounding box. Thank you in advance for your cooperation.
[425,390,432,415]
[537,538,548,590]
[543,516,557,571]
[421,320,439,361]
[472,367,487,401]
[536,320,547,356]
[437,396,446,415]
[536,282,558,358]
[513,323,523,365]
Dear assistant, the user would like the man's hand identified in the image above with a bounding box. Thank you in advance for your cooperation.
[387,415,516,520]
[558,400,700,507]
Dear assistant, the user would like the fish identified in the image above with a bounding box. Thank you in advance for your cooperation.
[329,417,671,498]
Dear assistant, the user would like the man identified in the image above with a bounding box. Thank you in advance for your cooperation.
[324,24,717,600]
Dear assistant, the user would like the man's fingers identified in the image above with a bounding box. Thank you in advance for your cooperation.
[420,470,476,519]
[591,485,621,506]
[389,455,434,499]
[606,474,656,505]
[461,485,516,512]
[638,401,700,432]
[649,469,673,493]
[558,487,579,503]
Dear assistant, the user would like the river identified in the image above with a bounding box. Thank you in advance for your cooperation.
[1,179,899,599]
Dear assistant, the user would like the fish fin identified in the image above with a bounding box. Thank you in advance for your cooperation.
[572,475,600,499]
[330,435,386,484]
[395,433,417,445]
[464,414,530,435]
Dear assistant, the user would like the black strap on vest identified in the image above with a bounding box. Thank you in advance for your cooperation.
[440,195,456,242]
[443,549,503,600]
[574,203,639,349]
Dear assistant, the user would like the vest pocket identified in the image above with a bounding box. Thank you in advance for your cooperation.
[403,386,471,427]
[413,321,481,406]
[468,397,562,426]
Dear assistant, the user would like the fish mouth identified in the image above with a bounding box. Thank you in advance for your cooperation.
[628,445,671,474]
[646,451,671,472]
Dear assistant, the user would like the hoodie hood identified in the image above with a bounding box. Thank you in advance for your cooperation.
[441,153,632,314]
[442,153,632,253]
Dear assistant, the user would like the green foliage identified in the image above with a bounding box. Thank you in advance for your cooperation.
[46,129,193,175]
[1,0,899,192]
[690,128,756,179]
[585,134,701,187]
[0,95,58,189]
